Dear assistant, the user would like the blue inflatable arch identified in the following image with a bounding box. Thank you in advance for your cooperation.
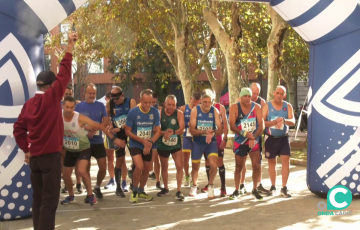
[1,0,360,221]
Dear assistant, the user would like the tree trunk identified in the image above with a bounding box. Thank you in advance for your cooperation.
[173,26,194,104]
[203,5,242,105]
[287,77,298,110]
[266,5,288,101]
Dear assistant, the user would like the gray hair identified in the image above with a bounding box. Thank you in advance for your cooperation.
[140,89,153,98]
[165,94,177,103]
[83,83,97,93]
[201,89,214,100]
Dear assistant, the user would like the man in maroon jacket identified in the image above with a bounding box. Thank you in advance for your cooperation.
[13,32,78,230]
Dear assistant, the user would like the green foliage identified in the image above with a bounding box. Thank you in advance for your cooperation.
[281,27,309,82]
[107,40,175,103]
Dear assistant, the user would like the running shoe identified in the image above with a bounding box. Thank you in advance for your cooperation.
[208,185,215,199]
[76,183,83,194]
[269,185,276,195]
[129,192,138,203]
[252,189,263,200]
[104,178,116,189]
[189,185,197,197]
[61,187,68,194]
[229,190,240,200]
[122,180,128,192]
[61,196,75,205]
[220,186,227,197]
[116,187,125,198]
[175,191,185,201]
[148,172,156,180]
[157,188,170,197]
[183,175,190,186]
[88,194,97,205]
[156,181,163,190]
[257,183,271,196]
[139,192,153,201]
[281,186,291,198]
[201,184,209,193]
[93,187,103,199]
[239,184,247,194]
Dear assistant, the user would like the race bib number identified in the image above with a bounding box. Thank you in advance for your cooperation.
[114,115,127,128]
[197,122,213,136]
[137,127,152,139]
[241,118,256,132]
[270,116,284,130]
[63,137,79,150]
[162,135,178,146]
[185,128,192,137]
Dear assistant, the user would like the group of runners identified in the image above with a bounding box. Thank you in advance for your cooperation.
[59,81,295,205]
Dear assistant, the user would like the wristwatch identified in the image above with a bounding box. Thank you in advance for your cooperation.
[148,139,154,144]
[223,138,228,142]
[111,135,117,141]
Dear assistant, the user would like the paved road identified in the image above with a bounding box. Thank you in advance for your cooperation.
[2,150,359,230]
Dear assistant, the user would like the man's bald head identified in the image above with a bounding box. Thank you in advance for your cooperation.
[273,85,287,102]
[250,83,261,92]
[275,85,287,94]
[250,83,261,102]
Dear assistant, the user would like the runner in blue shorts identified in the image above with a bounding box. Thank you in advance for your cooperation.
[188,89,223,199]
[262,86,295,198]
[180,92,201,186]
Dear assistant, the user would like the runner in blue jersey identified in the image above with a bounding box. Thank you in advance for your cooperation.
[179,92,201,186]
[262,86,295,198]
[75,83,109,201]
[103,87,136,197]
[103,90,132,192]
[229,88,264,200]
[189,89,223,199]
[125,89,161,203]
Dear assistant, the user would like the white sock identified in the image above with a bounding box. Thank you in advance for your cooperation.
[95,185,100,189]
[257,182,261,187]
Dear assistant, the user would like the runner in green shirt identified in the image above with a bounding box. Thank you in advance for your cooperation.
[157,95,185,201]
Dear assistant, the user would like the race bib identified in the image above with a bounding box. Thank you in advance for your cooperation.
[64,137,79,150]
[94,130,100,136]
[185,128,192,137]
[197,121,213,136]
[270,116,284,130]
[162,135,178,146]
[114,115,127,128]
[137,127,152,139]
[241,118,256,132]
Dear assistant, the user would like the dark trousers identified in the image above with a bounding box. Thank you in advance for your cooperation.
[29,152,61,230]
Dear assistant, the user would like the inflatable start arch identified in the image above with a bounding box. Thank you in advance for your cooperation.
[1,0,360,220]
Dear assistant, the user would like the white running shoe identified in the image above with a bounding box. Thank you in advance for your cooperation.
[208,185,215,199]
[189,185,197,197]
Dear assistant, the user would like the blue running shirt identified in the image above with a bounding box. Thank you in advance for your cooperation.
[126,106,160,149]
[265,101,289,137]
[75,101,108,144]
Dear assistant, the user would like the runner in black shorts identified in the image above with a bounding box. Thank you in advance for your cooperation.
[75,83,109,200]
[157,95,185,200]
[237,83,271,195]
[105,86,136,197]
[125,89,161,203]
[262,86,295,198]
[61,96,125,206]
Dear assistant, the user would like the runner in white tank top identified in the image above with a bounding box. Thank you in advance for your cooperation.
[60,96,126,206]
